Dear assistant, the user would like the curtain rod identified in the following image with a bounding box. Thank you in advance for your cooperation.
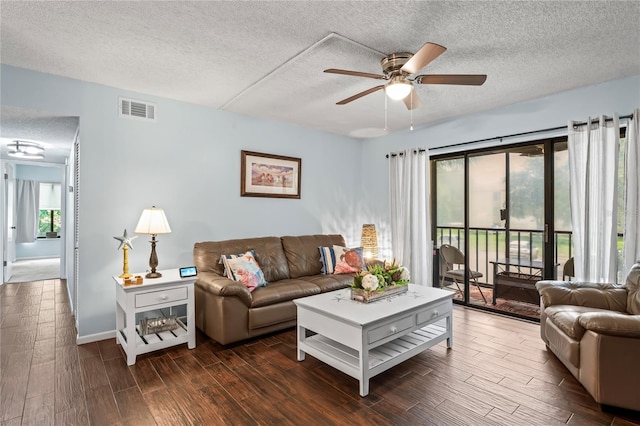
[420,112,635,153]
[386,148,426,158]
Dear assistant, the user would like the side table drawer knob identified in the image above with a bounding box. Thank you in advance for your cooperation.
[390,327,397,333]
[433,310,439,317]
[160,295,169,301]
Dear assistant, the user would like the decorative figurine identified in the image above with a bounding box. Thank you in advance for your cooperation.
[114,229,137,279]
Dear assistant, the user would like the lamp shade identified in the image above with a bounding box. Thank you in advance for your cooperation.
[361,224,378,259]
[134,206,171,235]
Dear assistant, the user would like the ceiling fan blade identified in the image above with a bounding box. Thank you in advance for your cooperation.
[336,85,385,105]
[416,74,487,85]
[403,90,421,110]
[401,42,447,74]
[324,68,386,80]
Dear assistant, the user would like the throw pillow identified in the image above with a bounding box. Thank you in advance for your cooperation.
[319,246,338,274]
[333,245,365,274]
[319,246,366,274]
[219,250,257,277]
[223,252,267,292]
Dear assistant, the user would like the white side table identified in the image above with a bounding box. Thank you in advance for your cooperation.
[113,269,196,365]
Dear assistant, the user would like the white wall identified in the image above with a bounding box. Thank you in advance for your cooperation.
[14,164,64,259]
[360,75,640,259]
[1,65,363,338]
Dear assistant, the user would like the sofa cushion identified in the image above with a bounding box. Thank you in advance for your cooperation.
[281,234,346,278]
[536,280,628,312]
[545,305,591,340]
[194,237,290,282]
[626,263,640,315]
[250,279,320,308]
[297,274,354,293]
[545,305,619,340]
[249,301,297,330]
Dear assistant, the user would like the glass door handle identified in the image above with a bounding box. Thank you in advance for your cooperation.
[544,224,549,243]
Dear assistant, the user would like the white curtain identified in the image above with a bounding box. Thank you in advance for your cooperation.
[568,116,619,283]
[389,149,431,286]
[623,109,640,276]
[16,180,40,243]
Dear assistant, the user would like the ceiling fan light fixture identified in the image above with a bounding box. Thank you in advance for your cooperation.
[7,140,45,159]
[385,76,413,101]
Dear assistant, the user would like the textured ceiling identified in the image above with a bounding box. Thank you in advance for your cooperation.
[0,107,78,164]
[1,1,639,161]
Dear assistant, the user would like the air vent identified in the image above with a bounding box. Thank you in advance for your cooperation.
[119,97,156,122]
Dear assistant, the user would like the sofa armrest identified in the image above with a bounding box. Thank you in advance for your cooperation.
[195,271,252,307]
[536,280,627,312]
[578,312,640,338]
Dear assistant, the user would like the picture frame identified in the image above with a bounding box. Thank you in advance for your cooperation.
[241,150,301,199]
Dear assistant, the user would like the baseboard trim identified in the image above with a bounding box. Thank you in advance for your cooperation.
[76,330,116,345]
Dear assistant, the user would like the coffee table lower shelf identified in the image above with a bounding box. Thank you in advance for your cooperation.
[299,321,449,395]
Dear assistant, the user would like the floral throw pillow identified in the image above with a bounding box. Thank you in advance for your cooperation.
[219,250,256,277]
[223,252,267,292]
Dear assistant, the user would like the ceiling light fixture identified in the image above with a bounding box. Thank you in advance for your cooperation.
[7,140,45,159]
[384,76,413,101]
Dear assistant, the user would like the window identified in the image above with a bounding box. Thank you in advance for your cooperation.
[38,182,61,238]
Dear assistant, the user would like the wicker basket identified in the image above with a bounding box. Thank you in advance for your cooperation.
[139,315,178,335]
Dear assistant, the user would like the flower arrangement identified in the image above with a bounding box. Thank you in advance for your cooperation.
[352,259,410,292]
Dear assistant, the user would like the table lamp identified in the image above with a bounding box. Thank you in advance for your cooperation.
[361,224,378,259]
[135,206,171,278]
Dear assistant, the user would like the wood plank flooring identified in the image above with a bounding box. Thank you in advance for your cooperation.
[2,279,640,425]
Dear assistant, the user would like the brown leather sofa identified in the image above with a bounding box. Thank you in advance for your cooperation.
[536,263,640,411]
[193,234,354,345]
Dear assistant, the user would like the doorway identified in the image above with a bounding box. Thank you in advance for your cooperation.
[3,166,66,283]
[433,138,569,320]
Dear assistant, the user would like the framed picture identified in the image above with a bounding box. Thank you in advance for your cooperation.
[241,150,301,199]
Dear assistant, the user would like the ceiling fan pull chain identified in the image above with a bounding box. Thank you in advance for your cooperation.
[384,94,388,130]
[410,95,414,131]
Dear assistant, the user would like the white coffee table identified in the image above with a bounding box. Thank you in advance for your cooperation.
[294,284,453,396]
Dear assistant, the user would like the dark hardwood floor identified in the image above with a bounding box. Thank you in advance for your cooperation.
[2,279,640,426]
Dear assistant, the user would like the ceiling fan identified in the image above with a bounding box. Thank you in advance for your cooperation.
[325,42,487,110]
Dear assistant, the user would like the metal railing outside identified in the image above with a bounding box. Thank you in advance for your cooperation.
[435,226,571,287]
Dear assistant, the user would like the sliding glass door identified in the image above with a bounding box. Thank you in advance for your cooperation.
[433,139,563,320]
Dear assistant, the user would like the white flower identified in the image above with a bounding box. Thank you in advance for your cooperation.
[400,267,410,282]
[362,274,379,291]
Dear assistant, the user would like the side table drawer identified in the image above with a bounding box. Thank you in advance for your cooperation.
[368,314,414,344]
[416,301,449,325]
[135,287,187,308]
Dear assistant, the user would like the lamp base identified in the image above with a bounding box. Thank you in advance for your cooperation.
[145,271,162,279]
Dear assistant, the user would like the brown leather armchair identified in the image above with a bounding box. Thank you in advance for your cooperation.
[536,263,640,411]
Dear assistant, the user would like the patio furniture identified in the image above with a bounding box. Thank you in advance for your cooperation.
[439,244,486,303]
[490,258,545,305]
[562,257,574,280]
